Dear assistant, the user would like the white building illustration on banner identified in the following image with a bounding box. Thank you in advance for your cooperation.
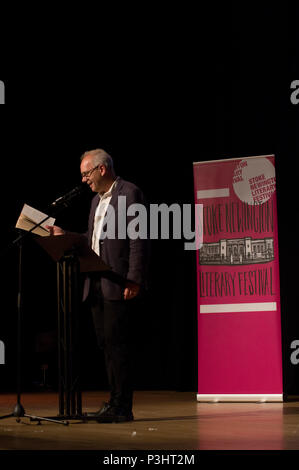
[199,236,274,265]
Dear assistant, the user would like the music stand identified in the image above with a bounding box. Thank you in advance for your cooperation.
[0,228,69,425]
[33,233,110,422]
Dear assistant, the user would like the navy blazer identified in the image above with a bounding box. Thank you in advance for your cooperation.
[83,178,149,301]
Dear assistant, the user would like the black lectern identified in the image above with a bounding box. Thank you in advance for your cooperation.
[36,233,109,421]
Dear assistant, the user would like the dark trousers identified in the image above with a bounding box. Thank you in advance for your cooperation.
[89,279,133,412]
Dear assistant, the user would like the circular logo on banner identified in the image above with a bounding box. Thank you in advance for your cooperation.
[232,157,276,205]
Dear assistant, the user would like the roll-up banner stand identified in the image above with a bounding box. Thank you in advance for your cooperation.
[193,155,283,402]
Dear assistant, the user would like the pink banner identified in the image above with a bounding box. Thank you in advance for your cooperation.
[193,155,283,401]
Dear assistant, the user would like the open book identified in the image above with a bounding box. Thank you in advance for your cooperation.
[16,204,56,237]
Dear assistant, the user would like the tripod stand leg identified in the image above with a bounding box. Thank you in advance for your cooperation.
[27,415,69,425]
[0,414,14,420]
[0,401,23,421]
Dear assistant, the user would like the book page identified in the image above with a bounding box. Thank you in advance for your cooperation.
[16,204,56,237]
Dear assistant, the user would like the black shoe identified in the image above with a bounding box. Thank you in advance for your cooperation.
[84,402,112,418]
[95,406,134,423]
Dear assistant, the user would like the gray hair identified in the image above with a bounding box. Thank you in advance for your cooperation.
[80,148,114,171]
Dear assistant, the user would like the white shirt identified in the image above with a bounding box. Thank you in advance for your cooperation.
[91,178,119,256]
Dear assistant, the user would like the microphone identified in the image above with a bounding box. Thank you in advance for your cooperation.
[51,184,87,207]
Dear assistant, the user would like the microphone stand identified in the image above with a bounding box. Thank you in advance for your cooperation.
[0,187,86,426]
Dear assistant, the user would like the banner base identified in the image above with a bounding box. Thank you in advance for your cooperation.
[197,394,283,402]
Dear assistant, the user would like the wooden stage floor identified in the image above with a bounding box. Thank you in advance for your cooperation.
[0,390,299,451]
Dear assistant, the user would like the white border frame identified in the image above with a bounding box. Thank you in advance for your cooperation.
[197,394,283,402]
[193,154,275,165]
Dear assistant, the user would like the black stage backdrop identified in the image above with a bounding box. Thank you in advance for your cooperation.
[0,3,298,397]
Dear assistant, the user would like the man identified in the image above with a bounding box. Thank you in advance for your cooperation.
[48,149,148,422]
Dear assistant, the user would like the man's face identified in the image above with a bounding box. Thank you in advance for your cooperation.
[80,155,104,193]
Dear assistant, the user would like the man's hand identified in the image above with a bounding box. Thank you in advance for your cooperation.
[45,225,66,236]
[124,281,140,300]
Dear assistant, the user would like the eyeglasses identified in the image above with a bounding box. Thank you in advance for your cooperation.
[81,164,100,179]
